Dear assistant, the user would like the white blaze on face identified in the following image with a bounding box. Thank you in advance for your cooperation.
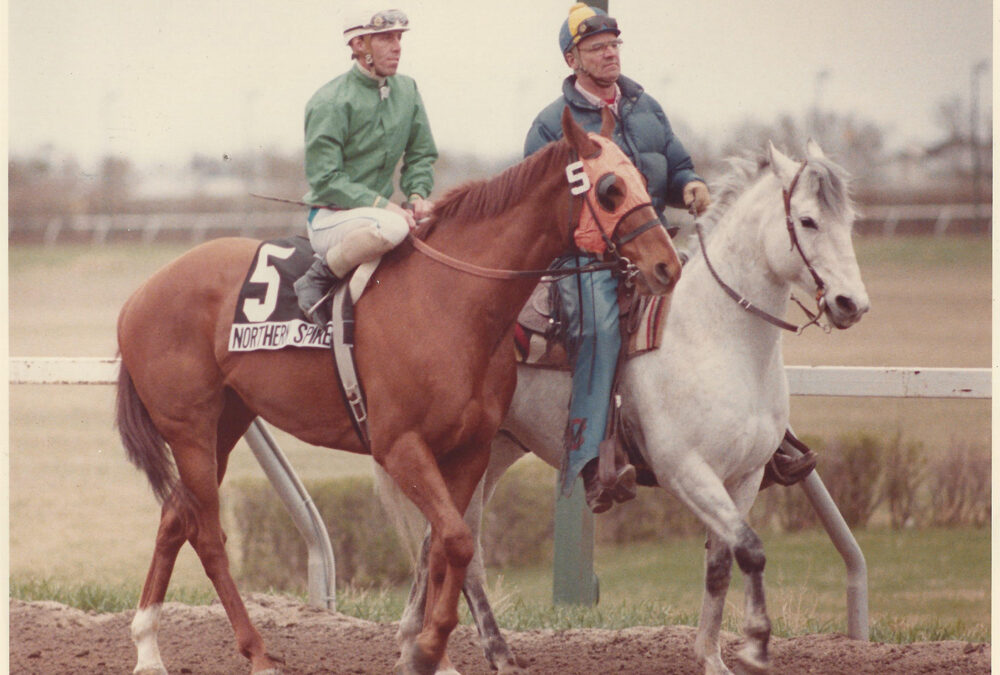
[131,604,166,674]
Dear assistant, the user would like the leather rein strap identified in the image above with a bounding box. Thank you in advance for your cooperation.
[406,231,620,281]
[697,161,825,334]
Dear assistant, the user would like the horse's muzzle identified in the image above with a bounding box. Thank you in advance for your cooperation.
[824,292,870,329]
[653,261,679,293]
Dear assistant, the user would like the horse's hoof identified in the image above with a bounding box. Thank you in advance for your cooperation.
[734,644,769,674]
[699,656,734,675]
[251,669,282,675]
[393,656,435,675]
[134,667,168,675]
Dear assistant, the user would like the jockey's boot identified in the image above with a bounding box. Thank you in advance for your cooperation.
[294,256,340,327]
[581,458,636,514]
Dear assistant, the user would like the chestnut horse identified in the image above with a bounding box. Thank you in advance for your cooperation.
[116,107,681,675]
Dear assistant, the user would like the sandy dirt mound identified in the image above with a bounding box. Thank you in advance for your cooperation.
[10,594,990,674]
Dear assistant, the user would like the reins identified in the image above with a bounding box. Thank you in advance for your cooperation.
[406,231,623,281]
[696,161,827,334]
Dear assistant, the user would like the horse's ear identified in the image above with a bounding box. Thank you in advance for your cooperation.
[599,106,615,138]
[562,106,600,158]
[768,141,800,186]
[805,138,826,160]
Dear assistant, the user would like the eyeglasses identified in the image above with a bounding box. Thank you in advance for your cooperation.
[368,9,408,30]
[575,15,618,38]
[579,38,623,54]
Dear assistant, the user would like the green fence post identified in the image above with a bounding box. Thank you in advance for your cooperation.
[552,476,599,605]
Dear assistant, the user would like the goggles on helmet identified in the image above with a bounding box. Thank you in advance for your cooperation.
[574,14,618,41]
[344,9,409,37]
[367,9,408,30]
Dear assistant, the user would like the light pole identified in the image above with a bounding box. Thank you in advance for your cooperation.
[970,60,988,216]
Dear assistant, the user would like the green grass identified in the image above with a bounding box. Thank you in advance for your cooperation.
[12,527,989,644]
[483,528,990,643]
[10,577,217,614]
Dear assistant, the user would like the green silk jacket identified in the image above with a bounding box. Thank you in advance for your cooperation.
[303,63,437,209]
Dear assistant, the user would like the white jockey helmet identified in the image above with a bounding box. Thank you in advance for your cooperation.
[343,9,410,44]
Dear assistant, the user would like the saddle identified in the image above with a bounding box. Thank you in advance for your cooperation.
[514,280,671,369]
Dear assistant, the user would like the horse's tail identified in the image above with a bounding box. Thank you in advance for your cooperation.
[372,462,427,566]
[115,361,196,514]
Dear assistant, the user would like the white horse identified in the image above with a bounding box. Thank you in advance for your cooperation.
[377,140,870,675]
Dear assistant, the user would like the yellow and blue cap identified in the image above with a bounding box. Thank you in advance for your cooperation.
[559,3,620,54]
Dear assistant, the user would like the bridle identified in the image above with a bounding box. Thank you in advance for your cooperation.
[407,147,661,285]
[697,161,829,334]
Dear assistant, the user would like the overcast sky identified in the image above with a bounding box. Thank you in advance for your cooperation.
[7,0,994,169]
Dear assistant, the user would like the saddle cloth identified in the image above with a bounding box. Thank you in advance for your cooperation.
[514,282,671,369]
[229,236,333,352]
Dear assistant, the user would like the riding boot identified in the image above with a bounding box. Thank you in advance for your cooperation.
[293,256,340,327]
[581,457,636,514]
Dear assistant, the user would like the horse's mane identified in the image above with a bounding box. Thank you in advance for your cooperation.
[424,140,571,228]
[698,151,854,233]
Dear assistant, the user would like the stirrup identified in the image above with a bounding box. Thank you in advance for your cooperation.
[303,288,335,326]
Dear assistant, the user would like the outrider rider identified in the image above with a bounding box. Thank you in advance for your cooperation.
[524,3,712,513]
[295,8,438,325]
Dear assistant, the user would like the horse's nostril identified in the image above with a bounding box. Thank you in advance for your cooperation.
[655,262,675,289]
[835,295,857,315]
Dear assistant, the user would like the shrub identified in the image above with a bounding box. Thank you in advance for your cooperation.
[230,476,411,592]
[927,441,991,527]
[881,433,927,529]
[481,461,555,567]
[819,433,884,528]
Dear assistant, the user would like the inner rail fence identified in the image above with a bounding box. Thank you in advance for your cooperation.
[9,357,992,642]
[9,202,992,245]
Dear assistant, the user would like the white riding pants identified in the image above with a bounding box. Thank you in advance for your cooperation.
[307,207,409,256]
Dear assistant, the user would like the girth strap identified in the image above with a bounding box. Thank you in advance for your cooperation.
[330,284,371,450]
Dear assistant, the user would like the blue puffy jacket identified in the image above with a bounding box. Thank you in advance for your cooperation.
[524,74,702,230]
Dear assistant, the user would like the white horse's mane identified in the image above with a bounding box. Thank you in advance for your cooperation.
[698,151,855,237]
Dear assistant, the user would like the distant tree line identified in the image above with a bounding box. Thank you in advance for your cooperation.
[9,105,990,222]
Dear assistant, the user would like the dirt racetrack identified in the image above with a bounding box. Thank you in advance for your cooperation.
[10,594,990,674]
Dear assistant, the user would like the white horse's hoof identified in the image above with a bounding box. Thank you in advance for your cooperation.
[251,670,282,675]
[700,655,734,675]
[134,668,168,675]
[734,644,769,674]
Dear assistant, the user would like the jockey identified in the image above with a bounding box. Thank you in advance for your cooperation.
[295,8,438,325]
[524,3,712,513]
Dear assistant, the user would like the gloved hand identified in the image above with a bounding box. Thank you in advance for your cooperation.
[683,181,711,216]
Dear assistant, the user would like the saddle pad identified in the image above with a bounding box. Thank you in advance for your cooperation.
[625,294,670,358]
[515,293,670,368]
[229,236,332,352]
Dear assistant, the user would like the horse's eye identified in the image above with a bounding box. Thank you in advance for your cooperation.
[596,173,624,211]
[800,216,818,230]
